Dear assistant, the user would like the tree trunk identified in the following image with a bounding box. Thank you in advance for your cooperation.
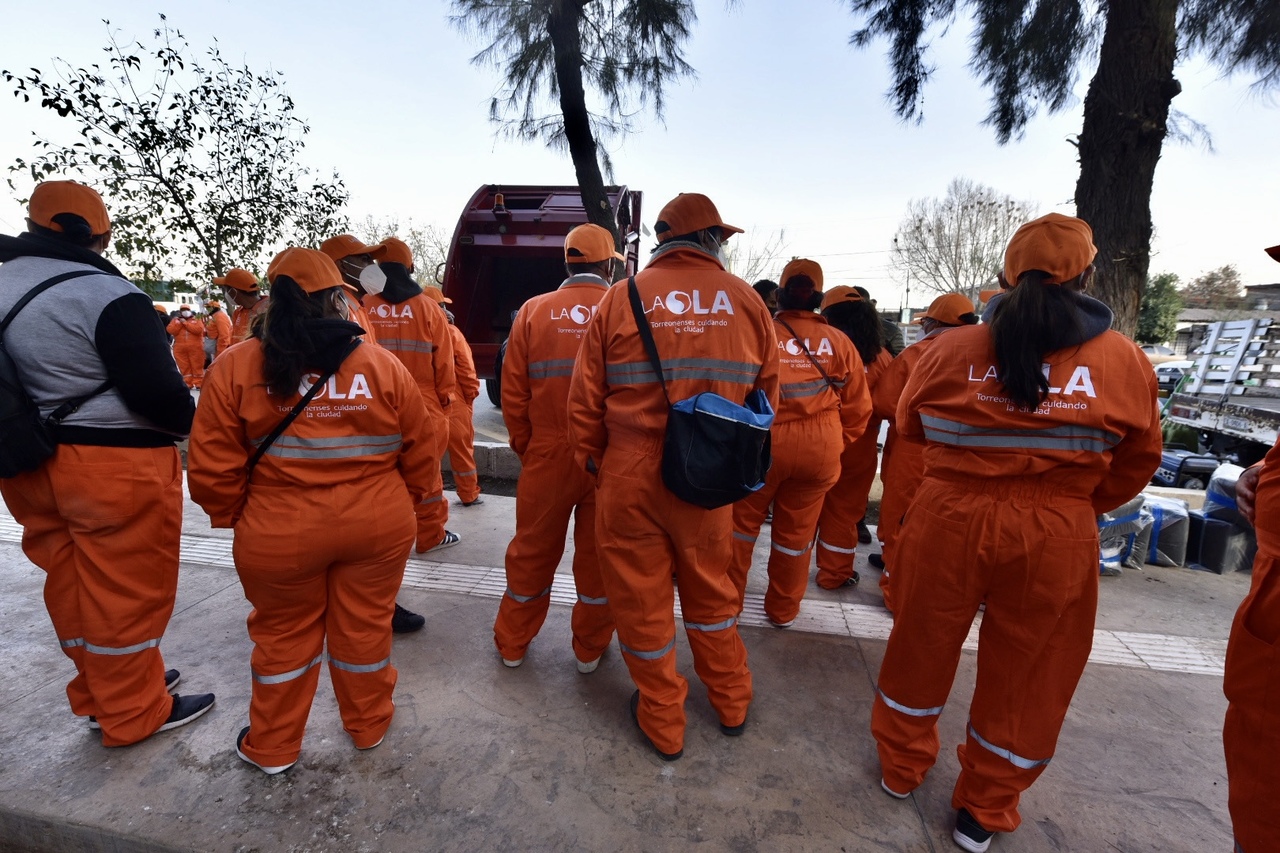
[546,0,619,244]
[1074,0,1180,337]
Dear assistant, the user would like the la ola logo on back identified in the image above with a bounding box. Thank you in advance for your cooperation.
[783,337,834,356]
[643,290,735,316]
[372,303,414,319]
[298,373,374,399]
[968,363,1098,398]
[550,304,598,325]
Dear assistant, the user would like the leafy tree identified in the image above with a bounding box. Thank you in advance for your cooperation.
[355,216,452,285]
[3,16,349,280]
[890,177,1037,303]
[843,0,1280,336]
[1180,264,1243,307]
[1136,272,1182,344]
[450,0,695,242]
[722,228,789,284]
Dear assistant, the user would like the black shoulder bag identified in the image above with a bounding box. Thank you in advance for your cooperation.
[0,271,115,478]
[247,338,360,475]
[625,276,774,509]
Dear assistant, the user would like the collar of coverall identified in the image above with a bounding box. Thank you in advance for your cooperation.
[559,273,611,290]
[646,239,725,269]
[980,289,1115,347]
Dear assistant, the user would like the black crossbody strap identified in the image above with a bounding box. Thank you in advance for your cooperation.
[247,338,361,475]
[2,270,114,422]
[626,276,672,408]
[776,317,841,408]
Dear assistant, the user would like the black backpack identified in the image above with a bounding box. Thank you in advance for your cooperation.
[0,270,113,478]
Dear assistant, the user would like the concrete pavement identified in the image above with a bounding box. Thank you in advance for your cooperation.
[0,472,1249,852]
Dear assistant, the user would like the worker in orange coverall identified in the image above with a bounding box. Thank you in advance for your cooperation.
[870,292,978,612]
[871,214,1162,853]
[1222,241,1280,853]
[813,286,893,589]
[567,193,779,761]
[729,258,871,628]
[204,299,233,359]
[429,288,483,507]
[188,246,438,775]
[167,305,206,388]
[355,235,458,558]
[494,223,620,671]
[319,234,384,344]
[216,268,268,342]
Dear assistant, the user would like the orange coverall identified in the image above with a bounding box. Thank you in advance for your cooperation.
[871,323,1162,833]
[730,310,871,625]
[188,337,438,767]
[231,298,269,342]
[567,245,780,756]
[205,309,233,358]
[494,275,616,665]
[1224,443,1280,851]
[363,292,456,552]
[445,324,481,505]
[167,316,207,388]
[815,348,893,588]
[869,331,949,611]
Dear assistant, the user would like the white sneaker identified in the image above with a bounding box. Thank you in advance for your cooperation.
[881,779,911,799]
[502,656,524,668]
[576,657,600,674]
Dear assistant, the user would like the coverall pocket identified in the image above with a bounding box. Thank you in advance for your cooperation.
[1224,616,1279,709]
[1027,535,1097,612]
[55,461,137,521]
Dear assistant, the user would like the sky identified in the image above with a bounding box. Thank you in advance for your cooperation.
[1,0,1278,313]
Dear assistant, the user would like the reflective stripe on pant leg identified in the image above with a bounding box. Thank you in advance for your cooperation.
[569,480,614,663]
[254,655,324,684]
[968,721,1051,770]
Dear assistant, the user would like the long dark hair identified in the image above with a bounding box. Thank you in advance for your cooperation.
[823,300,884,365]
[257,277,340,397]
[989,271,1089,409]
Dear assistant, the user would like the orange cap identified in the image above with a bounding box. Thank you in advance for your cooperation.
[424,286,453,305]
[212,268,259,291]
[1266,245,1280,264]
[780,258,824,293]
[319,234,381,263]
[818,285,862,312]
[564,223,625,264]
[28,180,111,236]
[653,193,743,243]
[912,292,975,325]
[268,246,352,294]
[374,237,413,267]
[179,304,192,311]
[205,299,221,309]
[154,304,168,314]
[1003,213,1097,286]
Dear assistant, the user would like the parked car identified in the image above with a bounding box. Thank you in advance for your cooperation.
[1141,344,1182,365]
[1155,359,1193,393]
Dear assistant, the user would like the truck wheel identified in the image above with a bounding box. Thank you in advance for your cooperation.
[487,338,508,407]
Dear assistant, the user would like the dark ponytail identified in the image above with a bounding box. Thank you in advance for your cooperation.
[988,271,1089,410]
[823,300,884,365]
[258,277,337,397]
[30,213,99,248]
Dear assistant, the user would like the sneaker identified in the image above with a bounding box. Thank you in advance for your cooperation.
[857,519,873,544]
[767,616,795,629]
[502,655,525,668]
[356,735,385,751]
[880,778,911,799]
[719,714,747,736]
[576,657,600,674]
[392,603,426,633]
[426,530,461,553]
[629,690,682,761]
[867,553,885,570]
[236,726,296,775]
[839,572,860,588]
[157,693,216,732]
[87,669,183,730]
[459,496,484,507]
[953,808,994,853]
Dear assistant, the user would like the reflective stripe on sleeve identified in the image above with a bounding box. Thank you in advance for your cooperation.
[877,688,944,717]
[818,538,858,555]
[84,637,161,656]
[684,616,737,632]
[329,655,391,674]
[505,585,553,604]
[781,378,832,400]
[771,541,812,557]
[379,338,435,354]
[605,357,762,387]
[620,637,676,660]
[968,722,1052,770]
[920,414,1121,453]
[253,655,323,685]
[577,593,608,606]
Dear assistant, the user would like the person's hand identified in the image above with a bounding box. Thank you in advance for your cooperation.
[1237,464,1262,525]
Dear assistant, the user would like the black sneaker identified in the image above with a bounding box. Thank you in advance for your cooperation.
[838,572,860,588]
[392,602,426,633]
[953,808,994,853]
[720,714,747,736]
[157,693,216,732]
[459,496,484,507]
[857,519,873,544]
[868,553,885,570]
[88,669,184,729]
[629,690,682,761]
[236,726,296,775]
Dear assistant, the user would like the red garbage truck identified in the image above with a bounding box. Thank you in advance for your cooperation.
[441,184,642,405]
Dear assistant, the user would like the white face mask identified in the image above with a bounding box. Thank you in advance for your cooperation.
[180,310,193,318]
[333,291,351,321]
[359,263,388,296]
